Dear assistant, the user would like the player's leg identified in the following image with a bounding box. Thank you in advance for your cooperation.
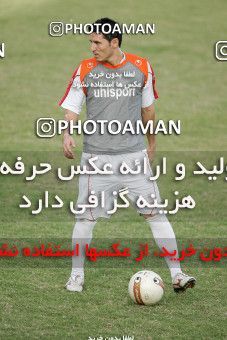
[123,150,196,292]
[145,214,182,278]
[66,153,98,292]
[66,218,97,292]
[66,152,119,292]
[144,214,196,292]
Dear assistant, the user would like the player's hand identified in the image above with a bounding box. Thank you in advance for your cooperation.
[147,146,155,162]
[63,134,75,159]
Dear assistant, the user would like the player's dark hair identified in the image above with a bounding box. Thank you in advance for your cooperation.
[92,18,122,47]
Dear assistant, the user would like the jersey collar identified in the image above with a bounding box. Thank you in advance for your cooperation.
[99,50,127,69]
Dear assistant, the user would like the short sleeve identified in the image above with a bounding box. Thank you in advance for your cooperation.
[142,62,158,108]
[59,65,86,114]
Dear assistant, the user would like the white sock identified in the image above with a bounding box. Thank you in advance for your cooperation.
[71,219,96,280]
[146,214,182,280]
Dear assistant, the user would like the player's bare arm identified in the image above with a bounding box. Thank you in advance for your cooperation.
[141,103,156,161]
[63,109,79,159]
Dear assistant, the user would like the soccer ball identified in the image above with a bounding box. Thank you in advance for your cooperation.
[128,270,164,305]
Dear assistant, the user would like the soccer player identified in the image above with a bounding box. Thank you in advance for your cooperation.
[59,18,196,293]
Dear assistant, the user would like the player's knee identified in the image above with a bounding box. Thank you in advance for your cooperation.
[76,218,97,224]
[142,213,157,219]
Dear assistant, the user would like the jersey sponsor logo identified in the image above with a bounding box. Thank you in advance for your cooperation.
[94,87,136,100]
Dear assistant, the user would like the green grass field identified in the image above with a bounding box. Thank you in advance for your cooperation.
[0,1,227,339]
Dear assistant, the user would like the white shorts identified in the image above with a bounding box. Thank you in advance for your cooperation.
[75,150,161,220]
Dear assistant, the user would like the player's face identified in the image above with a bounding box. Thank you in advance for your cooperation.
[89,33,115,62]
